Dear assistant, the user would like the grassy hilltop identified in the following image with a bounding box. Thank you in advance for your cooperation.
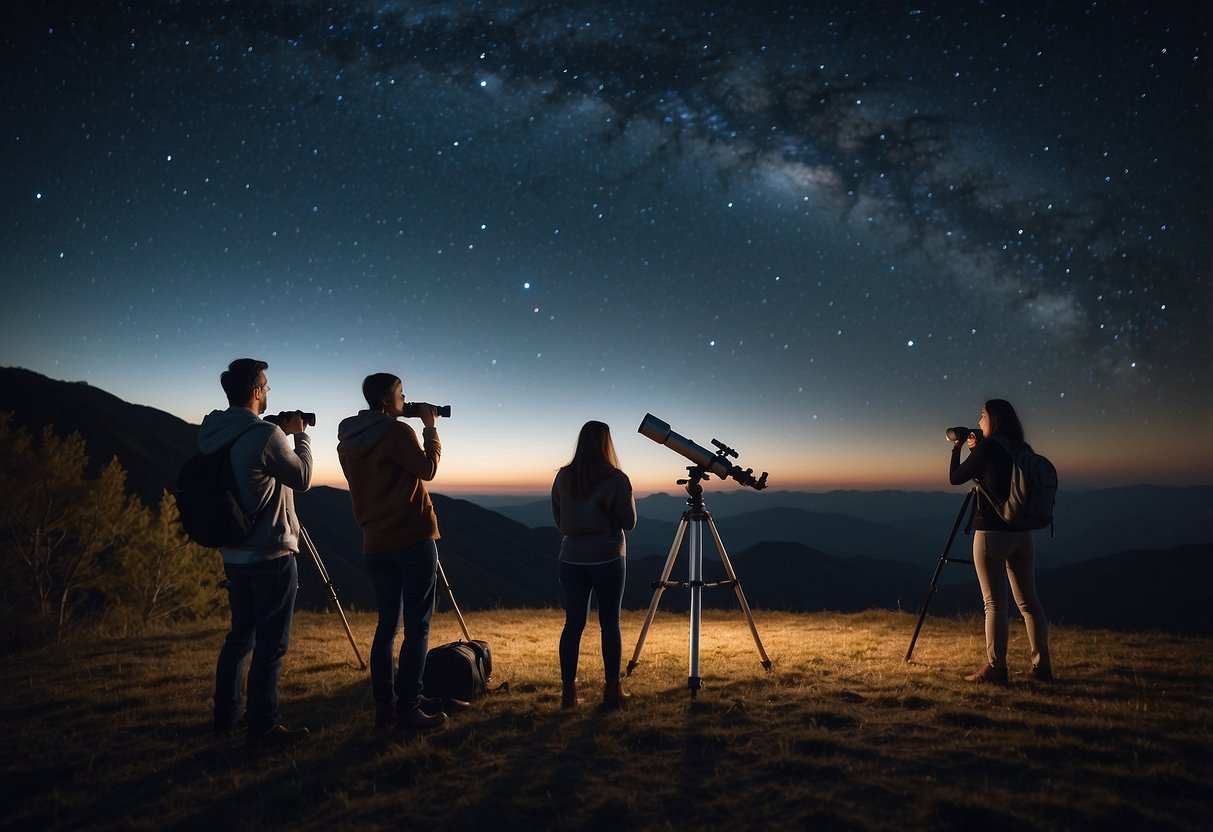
[1,609,1210,831]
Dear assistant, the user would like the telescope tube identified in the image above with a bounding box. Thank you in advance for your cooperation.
[638,413,738,482]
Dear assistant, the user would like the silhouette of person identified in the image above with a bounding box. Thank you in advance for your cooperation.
[337,373,451,731]
[201,358,312,745]
[950,398,1053,684]
[551,421,637,709]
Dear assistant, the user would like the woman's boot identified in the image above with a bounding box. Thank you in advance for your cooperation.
[602,679,630,711]
[561,680,584,709]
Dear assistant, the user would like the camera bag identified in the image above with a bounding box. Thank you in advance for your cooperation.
[422,639,493,702]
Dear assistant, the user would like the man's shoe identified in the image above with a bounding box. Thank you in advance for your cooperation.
[400,707,447,731]
[248,724,310,746]
[1029,665,1055,683]
[964,664,1009,686]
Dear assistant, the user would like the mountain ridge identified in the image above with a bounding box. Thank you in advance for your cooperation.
[3,366,1210,633]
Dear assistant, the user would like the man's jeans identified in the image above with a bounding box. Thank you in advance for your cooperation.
[365,539,438,714]
[214,555,298,737]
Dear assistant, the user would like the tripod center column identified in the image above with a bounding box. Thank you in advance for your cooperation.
[688,518,703,693]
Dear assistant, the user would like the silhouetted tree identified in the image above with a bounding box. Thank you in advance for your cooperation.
[0,414,142,644]
[106,491,226,628]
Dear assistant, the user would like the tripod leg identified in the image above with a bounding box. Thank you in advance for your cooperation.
[299,527,367,670]
[706,515,772,670]
[436,557,472,642]
[904,489,974,662]
[626,517,689,676]
[688,519,702,697]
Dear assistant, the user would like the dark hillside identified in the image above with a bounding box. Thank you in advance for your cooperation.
[0,366,196,507]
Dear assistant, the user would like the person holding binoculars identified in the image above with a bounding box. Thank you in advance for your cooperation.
[199,358,313,746]
[338,373,451,732]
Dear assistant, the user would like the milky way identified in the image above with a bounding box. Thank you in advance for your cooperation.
[2,1,1208,491]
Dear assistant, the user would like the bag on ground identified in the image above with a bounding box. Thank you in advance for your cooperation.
[423,639,493,702]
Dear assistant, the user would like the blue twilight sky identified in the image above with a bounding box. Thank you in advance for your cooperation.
[2,1,1210,496]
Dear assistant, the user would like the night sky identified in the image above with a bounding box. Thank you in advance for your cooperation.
[3,1,1209,495]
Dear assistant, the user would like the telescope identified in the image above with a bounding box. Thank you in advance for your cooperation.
[638,413,767,490]
[629,413,773,696]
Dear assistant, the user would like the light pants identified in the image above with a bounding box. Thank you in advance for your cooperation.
[972,530,1051,670]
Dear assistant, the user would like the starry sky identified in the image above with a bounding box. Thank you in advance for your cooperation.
[2,1,1209,496]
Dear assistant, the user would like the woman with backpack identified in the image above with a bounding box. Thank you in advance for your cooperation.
[949,398,1053,684]
[552,421,637,710]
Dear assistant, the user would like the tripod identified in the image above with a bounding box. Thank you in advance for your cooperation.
[434,555,473,642]
[298,526,367,670]
[904,487,976,662]
[626,466,771,697]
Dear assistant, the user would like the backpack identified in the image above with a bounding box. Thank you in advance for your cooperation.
[423,640,493,702]
[979,436,1058,533]
[175,440,256,548]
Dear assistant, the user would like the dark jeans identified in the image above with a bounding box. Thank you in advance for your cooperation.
[214,555,298,737]
[366,539,438,714]
[558,557,626,686]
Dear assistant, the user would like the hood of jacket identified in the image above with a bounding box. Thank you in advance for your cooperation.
[337,410,396,458]
[197,407,268,454]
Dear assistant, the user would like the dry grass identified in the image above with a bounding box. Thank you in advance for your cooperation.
[1,608,1210,831]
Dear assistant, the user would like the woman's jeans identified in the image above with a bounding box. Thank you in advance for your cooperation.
[214,555,298,737]
[366,539,438,714]
[558,557,626,686]
[972,530,1051,670]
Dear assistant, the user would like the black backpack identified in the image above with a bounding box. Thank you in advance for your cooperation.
[422,640,493,702]
[175,440,256,548]
[978,436,1058,534]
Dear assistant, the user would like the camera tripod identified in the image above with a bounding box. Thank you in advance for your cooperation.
[433,555,473,642]
[299,526,367,670]
[626,466,771,697]
[904,487,976,662]
[300,529,474,668]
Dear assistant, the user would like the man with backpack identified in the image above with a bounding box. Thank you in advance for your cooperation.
[949,398,1054,686]
[198,358,313,744]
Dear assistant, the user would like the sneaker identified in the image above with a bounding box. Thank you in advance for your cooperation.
[964,664,1009,686]
[248,724,310,747]
[1029,665,1055,683]
[400,707,448,732]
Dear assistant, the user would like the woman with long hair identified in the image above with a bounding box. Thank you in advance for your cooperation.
[551,421,637,709]
[949,398,1053,684]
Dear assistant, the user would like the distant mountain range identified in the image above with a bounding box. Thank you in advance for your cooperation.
[482,489,1213,568]
[3,366,1211,634]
